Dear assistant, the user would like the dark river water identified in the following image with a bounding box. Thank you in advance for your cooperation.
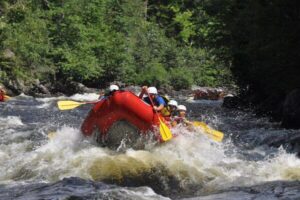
[0,93,299,200]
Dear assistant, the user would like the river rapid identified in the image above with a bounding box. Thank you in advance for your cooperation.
[0,93,299,200]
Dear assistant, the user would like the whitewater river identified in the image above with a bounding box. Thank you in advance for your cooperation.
[0,93,299,200]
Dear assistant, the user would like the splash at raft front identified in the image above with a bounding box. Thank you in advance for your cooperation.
[81,90,166,149]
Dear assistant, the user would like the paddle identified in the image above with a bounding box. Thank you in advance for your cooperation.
[3,95,10,101]
[193,121,224,142]
[57,100,99,110]
[146,91,173,142]
[50,100,100,139]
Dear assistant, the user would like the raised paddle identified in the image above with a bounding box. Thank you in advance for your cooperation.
[146,91,173,142]
[193,121,224,142]
[57,100,99,110]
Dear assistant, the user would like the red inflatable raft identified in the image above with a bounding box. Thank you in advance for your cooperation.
[81,90,165,149]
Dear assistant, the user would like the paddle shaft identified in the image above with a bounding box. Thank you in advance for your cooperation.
[145,91,172,141]
[146,91,162,117]
[57,100,101,110]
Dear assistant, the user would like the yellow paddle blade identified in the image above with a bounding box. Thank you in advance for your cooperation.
[3,95,10,101]
[158,118,173,142]
[57,100,85,110]
[193,121,224,142]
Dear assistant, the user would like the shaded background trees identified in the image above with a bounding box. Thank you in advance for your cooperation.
[223,0,300,121]
[1,0,300,125]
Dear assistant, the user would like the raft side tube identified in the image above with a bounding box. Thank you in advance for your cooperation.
[81,91,156,137]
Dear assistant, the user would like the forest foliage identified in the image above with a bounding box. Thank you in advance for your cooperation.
[1,0,299,110]
[0,0,233,90]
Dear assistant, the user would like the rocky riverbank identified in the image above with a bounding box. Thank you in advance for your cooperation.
[1,79,229,100]
[2,79,299,133]
[1,79,98,97]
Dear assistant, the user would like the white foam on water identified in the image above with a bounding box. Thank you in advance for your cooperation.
[0,116,24,127]
[18,93,33,98]
[0,123,299,194]
[36,102,53,109]
[102,186,170,200]
[255,147,300,181]
[35,93,99,108]
[186,99,223,105]
[69,93,100,102]
[38,126,84,153]
[0,140,33,184]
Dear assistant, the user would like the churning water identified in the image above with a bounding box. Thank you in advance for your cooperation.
[0,94,299,199]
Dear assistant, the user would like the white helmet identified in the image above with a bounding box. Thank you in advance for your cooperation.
[177,105,187,111]
[168,100,178,107]
[109,85,119,91]
[148,86,158,94]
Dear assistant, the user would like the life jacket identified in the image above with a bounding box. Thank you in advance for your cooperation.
[161,105,172,117]
[161,95,170,105]
[161,95,170,117]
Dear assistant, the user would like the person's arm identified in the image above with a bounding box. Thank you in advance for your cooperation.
[153,104,164,111]
[171,116,181,126]
[139,86,148,99]
[153,96,165,111]
[183,117,193,126]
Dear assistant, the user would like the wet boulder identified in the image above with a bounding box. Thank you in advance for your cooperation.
[52,80,96,95]
[193,87,226,100]
[261,130,300,157]
[182,180,300,200]
[222,94,241,108]
[282,89,300,129]
[27,79,51,97]
[5,78,28,95]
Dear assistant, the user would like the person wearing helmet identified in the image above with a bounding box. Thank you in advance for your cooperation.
[98,84,119,100]
[0,86,10,102]
[0,87,6,102]
[109,84,119,92]
[173,104,192,126]
[161,99,178,120]
[139,86,166,112]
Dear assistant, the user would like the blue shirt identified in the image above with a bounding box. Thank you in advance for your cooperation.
[143,96,166,107]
